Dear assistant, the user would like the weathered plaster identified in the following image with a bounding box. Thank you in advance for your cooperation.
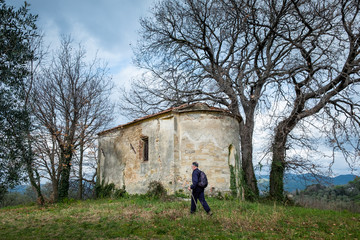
[98,103,241,194]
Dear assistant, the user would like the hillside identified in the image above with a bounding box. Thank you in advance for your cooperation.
[257,174,357,193]
[298,177,360,204]
[333,174,358,185]
[0,197,359,239]
[8,185,28,193]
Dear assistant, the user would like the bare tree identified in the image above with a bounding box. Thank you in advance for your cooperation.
[24,32,48,205]
[123,0,297,200]
[71,138,99,199]
[325,99,360,171]
[32,128,61,202]
[268,0,360,200]
[73,79,114,199]
[31,36,114,201]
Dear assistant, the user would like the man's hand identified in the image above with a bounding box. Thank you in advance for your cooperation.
[188,186,191,191]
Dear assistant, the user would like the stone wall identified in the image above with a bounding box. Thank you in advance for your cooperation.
[175,111,240,194]
[98,108,240,195]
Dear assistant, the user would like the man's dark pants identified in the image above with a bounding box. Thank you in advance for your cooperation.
[191,190,210,213]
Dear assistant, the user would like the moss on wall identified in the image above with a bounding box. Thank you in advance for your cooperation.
[229,164,237,197]
[228,145,243,198]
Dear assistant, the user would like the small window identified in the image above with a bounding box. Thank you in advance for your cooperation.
[142,136,149,161]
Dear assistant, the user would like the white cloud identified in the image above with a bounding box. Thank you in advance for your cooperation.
[113,65,144,88]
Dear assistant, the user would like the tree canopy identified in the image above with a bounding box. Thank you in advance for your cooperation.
[123,0,360,200]
[0,0,38,201]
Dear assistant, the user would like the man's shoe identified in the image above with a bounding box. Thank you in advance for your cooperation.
[207,211,213,216]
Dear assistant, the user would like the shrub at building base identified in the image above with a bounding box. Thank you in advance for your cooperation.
[146,181,167,199]
[95,180,127,199]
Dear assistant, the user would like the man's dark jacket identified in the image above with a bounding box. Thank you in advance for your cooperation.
[190,168,204,193]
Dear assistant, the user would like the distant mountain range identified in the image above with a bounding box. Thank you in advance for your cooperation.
[257,174,358,193]
[9,174,358,195]
[8,185,29,193]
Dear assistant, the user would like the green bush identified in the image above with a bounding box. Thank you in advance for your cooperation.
[146,181,167,199]
[95,180,115,199]
[224,192,235,200]
[216,191,224,200]
[95,180,127,199]
[113,186,128,199]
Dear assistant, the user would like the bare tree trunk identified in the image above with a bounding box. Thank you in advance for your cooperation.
[269,129,287,201]
[51,177,59,202]
[23,129,44,205]
[25,161,44,205]
[78,141,84,200]
[269,118,297,201]
[240,125,259,200]
[58,149,73,201]
[59,167,70,200]
[236,97,260,200]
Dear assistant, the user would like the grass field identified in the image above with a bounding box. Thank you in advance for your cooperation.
[1,196,360,239]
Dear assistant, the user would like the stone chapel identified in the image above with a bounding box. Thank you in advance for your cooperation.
[97,103,241,194]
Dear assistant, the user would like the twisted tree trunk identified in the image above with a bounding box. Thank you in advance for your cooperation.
[269,127,287,201]
[58,147,73,201]
[240,123,259,200]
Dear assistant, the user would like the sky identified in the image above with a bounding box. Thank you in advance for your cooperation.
[12,0,154,125]
[10,0,359,177]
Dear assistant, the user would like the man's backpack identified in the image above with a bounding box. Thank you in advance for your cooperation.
[198,170,208,188]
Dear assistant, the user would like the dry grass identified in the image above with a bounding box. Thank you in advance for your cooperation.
[295,196,360,213]
[0,197,359,239]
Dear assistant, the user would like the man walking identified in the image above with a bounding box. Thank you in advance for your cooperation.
[188,162,212,215]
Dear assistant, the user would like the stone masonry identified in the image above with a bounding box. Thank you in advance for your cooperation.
[97,103,241,195]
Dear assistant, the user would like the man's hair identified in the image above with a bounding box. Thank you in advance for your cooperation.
[192,162,199,167]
